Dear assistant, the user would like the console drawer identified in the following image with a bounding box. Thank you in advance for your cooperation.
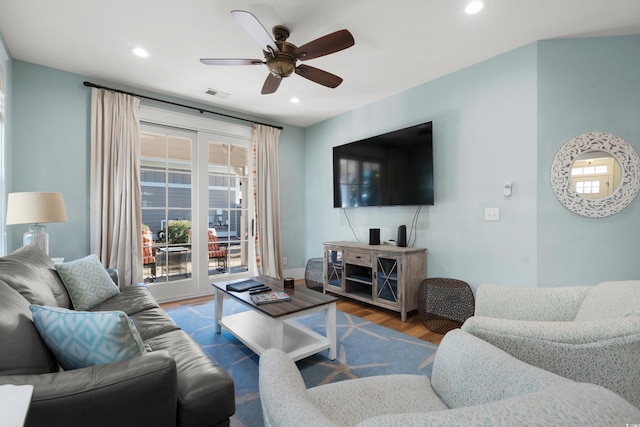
[343,250,372,267]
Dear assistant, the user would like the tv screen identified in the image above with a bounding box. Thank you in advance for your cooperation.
[333,121,433,208]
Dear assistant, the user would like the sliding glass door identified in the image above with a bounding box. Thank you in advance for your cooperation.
[139,108,254,302]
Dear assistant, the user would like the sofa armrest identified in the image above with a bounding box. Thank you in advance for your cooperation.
[0,351,177,427]
[259,349,339,427]
[474,284,589,320]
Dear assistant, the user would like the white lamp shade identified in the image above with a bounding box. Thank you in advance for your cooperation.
[6,192,68,225]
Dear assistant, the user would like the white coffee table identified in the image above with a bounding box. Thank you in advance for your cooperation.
[0,384,33,427]
[212,277,337,361]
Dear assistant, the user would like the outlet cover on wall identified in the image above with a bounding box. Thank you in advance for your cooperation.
[485,207,500,221]
[282,256,288,265]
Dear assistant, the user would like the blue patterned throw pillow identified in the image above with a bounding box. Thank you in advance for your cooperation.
[56,254,120,310]
[30,305,145,370]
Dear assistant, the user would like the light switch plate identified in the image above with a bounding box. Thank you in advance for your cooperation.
[485,207,500,221]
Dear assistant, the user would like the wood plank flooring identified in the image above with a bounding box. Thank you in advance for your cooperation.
[160,284,444,345]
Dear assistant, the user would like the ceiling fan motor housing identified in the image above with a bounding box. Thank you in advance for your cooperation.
[266,41,297,78]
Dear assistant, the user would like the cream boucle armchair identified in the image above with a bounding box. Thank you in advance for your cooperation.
[258,329,639,427]
[462,280,640,408]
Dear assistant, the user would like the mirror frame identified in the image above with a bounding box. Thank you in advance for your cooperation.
[551,132,640,217]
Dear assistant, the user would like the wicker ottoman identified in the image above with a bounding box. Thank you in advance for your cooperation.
[418,278,475,334]
[305,257,324,292]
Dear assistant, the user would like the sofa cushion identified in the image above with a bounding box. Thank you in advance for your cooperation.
[30,305,145,370]
[575,280,640,321]
[56,254,120,311]
[90,284,159,316]
[0,245,70,307]
[0,280,59,375]
[128,307,180,340]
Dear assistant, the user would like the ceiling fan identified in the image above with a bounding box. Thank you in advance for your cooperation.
[200,10,355,95]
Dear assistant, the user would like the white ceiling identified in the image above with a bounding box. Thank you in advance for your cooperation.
[1,0,640,128]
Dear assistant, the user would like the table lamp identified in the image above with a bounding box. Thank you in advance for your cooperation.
[6,192,68,255]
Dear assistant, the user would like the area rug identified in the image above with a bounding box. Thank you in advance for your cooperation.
[166,297,438,427]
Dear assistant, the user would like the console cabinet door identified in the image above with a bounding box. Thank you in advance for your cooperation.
[324,247,343,292]
[374,255,402,309]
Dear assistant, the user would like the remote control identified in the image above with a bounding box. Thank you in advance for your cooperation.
[249,286,271,294]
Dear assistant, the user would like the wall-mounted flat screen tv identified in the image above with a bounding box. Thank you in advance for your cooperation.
[333,121,434,208]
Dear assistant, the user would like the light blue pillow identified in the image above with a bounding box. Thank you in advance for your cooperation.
[30,305,145,370]
[56,254,120,310]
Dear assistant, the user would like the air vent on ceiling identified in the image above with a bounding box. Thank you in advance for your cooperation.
[205,88,229,99]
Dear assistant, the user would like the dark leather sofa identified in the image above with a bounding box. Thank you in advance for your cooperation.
[0,245,235,427]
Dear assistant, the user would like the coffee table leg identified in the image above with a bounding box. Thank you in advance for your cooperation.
[327,302,337,360]
[271,319,284,351]
[214,287,223,334]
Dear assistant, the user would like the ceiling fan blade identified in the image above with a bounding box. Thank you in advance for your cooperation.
[294,29,355,61]
[295,64,343,88]
[231,10,278,53]
[261,74,282,94]
[200,58,264,66]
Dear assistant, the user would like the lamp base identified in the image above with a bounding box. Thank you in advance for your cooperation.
[24,224,49,255]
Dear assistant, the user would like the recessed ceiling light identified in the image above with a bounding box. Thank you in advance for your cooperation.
[465,0,485,14]
[131,47,149,58]
[290,97,301,104]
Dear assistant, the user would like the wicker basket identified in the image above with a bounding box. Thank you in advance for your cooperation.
[418,278,475,334]
[305,257,324,292]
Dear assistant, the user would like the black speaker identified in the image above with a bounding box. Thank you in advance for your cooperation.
[369,228,380,245]
[397,225,407,247]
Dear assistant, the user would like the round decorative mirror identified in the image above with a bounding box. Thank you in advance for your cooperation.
[551,132,640,217]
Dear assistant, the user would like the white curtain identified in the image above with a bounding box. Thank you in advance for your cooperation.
[252,124,283,279]
[90,88,142,286]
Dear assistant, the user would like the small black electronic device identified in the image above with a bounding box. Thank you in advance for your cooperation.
[397,225,407,247]
[249,286,271,294]
[226,280,263,292]
[369,228,380,245]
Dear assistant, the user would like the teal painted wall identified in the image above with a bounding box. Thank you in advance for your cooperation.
[11,61,90,260]
[305,35,640,289]
[537,35,640,285]
[305,44,539,290]
[9,61,306,265]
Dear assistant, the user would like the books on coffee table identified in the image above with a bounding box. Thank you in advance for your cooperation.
[250,291,292,305]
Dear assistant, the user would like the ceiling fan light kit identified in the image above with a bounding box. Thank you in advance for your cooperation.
[200,10,355,95]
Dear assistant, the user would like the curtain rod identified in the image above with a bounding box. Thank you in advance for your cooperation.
[83,81,283,130]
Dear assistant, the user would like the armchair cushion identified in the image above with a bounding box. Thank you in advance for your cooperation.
[308,375,447,426]
[356,383,640,427]
[574,280,640,321]
[55,254,120,310]
[142,228,156,264]
[30,305,145,370]
[207,229,226,258]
